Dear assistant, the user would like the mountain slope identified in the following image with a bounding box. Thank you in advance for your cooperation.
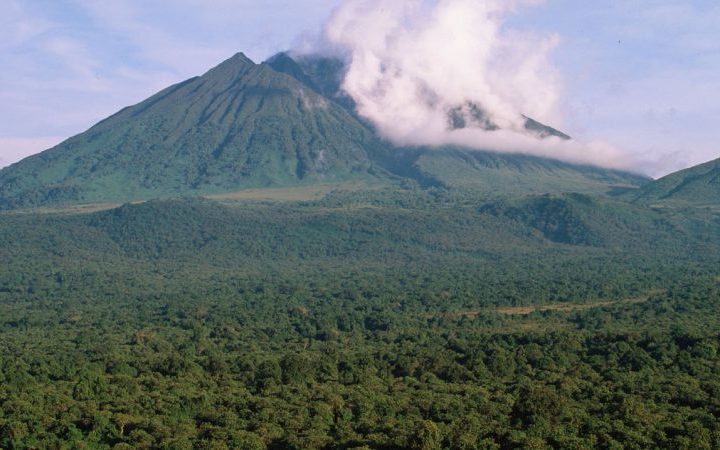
[631,157,720,205]
[384,147,648,194]
[0,53,389,209]
[0,51,651,210]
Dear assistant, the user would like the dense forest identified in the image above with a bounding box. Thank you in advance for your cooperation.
[0,189,719,449]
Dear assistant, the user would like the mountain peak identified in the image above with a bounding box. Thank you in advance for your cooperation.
[264,51,293,66]
[227,52,255,65]
[202,52,257,79]
[0,50,384,209]
[264,52,319,92]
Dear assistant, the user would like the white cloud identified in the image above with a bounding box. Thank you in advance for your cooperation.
[321,0,631,169]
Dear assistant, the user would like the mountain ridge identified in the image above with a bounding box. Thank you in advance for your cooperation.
[630,157,720,205]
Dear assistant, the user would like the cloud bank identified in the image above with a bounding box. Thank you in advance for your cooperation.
[321,0,629,169]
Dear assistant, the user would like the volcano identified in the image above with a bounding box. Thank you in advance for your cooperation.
[0,52,647,209]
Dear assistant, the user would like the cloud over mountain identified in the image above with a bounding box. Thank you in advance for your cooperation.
[317,0,628,168]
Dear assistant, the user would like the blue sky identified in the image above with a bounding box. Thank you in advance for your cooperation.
[0,0,718,177]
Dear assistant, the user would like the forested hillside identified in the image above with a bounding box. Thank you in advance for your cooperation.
[1,190,719,449]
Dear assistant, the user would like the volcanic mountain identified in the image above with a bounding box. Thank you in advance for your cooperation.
[0,53,386,209]
[0,52,647,209]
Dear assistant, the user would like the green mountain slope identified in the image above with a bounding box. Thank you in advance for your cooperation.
[0,53,389,209]
[631,157,720,205]
[0,51,651,209]
[386,147,647,194]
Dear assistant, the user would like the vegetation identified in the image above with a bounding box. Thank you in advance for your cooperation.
[0,190,719,449]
